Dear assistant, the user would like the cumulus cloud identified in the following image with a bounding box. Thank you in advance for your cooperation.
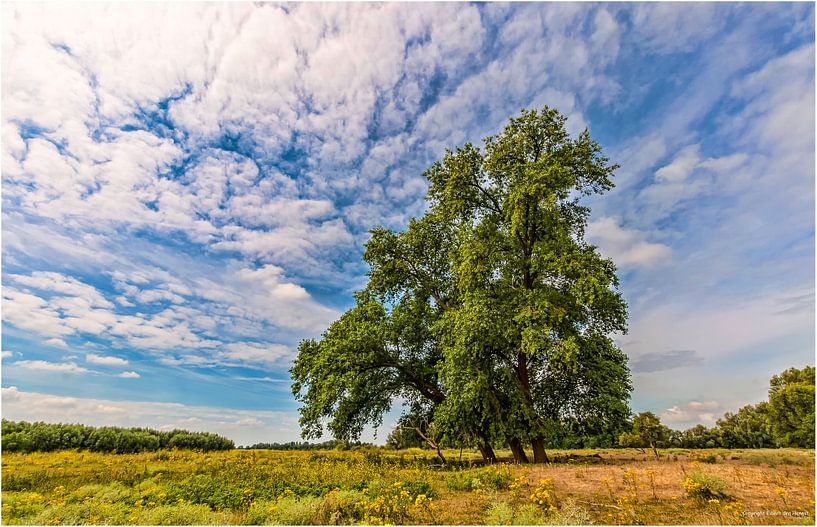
[118,371,140,379]
[13,360,89,374]
[218,342,295,367]
[86,353,129,366]
[661,400,721,427]
[1,3,813,441]
[586,217,671,268]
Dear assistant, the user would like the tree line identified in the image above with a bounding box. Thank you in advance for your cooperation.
[291,107,632,465]
[238,440,372,450]
[385,366,814,453]
[1,420,234,453]
[620,366,815,455]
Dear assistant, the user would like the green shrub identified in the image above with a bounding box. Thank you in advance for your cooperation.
[312,490,366,524]
[681,472,730,502]
[136,503,226,525]
[445,471,473,491]
[446,465,513,491]
[485,501,550,525]
[2,491,49,520]
[271,496,323,525]
[403,479,436,498]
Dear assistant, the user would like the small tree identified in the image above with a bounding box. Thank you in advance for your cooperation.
[619,412,671,459]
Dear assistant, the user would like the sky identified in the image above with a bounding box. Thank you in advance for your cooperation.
[1,2,814,446]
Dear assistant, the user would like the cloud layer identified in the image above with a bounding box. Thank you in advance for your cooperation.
[2,3,813,441]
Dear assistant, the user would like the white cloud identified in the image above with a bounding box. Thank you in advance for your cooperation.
[586,217,671,268]
[655,145,701,183]
[86,353,129,366]
[13,360,89,374]
[1,351,13,359]
[45,338,68,348]
[661,400,721,427]
[630,3,725,53]
[1,3,812,442]
[118,371,140,379]
[219,342,295,367]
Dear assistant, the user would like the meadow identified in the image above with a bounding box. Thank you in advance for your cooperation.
[1,447,813,525]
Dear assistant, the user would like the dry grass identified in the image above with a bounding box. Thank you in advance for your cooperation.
[2,448,813,525]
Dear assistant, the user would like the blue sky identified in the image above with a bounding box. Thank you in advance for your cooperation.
[2,3,814,445]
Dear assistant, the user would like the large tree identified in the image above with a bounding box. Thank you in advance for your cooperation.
[291,106,631,463]
[425,107,629,462]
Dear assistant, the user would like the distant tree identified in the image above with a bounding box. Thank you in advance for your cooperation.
[716,403,775,448]
[619,412,671,458]
[768,366,815,448]
[675,424,719,449]
[2,431,33,452]
[386,425,426,450]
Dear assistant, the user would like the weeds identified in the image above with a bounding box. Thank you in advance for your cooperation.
[681,472,730,503]
[1,448,813,525]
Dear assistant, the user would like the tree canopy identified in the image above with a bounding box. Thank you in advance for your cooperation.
[291,106,632,463]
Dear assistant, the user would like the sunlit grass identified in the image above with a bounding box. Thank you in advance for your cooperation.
[2,448,814,525]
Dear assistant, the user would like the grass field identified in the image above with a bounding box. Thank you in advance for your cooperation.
[1,447,813,525]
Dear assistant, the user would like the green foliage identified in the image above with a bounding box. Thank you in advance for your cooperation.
[445,466,513,491]
[681,472,730,502]
[1,420,234,454]
[386,425,427,450]
[270,496,324,525]
[672,425,720,449]
[619,412,671,457]
[768,366,815,448]
[485,501,550,525]
[716,403,775,448]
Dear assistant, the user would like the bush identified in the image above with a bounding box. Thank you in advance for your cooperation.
[529,478,558,512]
[485,501,549,525]
[446,465,513,491]
[135,503,226,525]
[681,472,730,502]
[272,496,323,525]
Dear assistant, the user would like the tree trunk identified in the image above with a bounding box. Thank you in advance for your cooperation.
[477,441,497,463]
[531,438,549,463]
[509,438,530,464]
[514,352,548,463]
[413,425,447,466]
[435,446,448,465]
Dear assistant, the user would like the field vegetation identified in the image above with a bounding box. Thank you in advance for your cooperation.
[2,447,813,525]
